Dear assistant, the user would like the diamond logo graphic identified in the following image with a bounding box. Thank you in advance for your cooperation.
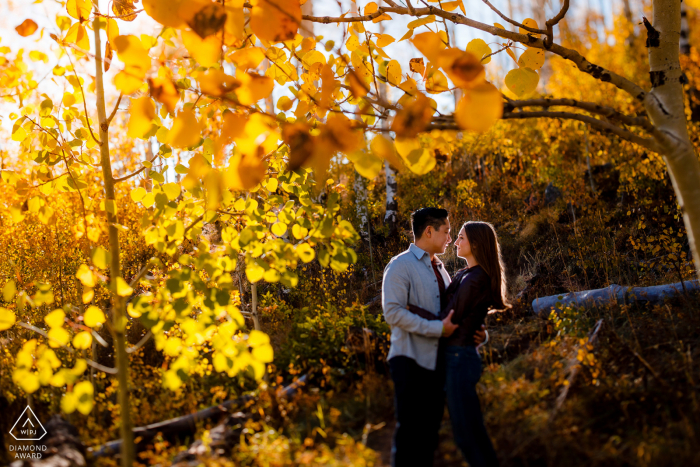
[9,406,47,441]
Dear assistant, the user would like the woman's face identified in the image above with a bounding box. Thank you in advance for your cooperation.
[454,227,472,259]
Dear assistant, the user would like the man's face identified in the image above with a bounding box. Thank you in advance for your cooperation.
[428,219,451,255]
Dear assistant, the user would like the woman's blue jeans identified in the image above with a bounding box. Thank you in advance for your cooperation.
[443,345,499,467]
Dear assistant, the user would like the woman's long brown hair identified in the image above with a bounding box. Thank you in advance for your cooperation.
[463,221,511,310]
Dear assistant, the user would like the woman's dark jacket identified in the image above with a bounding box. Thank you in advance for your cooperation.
[408,264,494,347]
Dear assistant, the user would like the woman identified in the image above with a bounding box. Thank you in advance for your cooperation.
[409,221,509,467]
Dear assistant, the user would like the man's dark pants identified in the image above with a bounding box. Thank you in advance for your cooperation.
[389,355,446,467]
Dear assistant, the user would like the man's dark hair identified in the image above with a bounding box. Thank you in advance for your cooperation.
[411,207,448,240]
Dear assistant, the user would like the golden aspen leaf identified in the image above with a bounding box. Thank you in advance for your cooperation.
[301,50,326,69]
[143,0,185,27]
[75,264,96,287]
[45,309,66,329]
[519,18,540,36]
[91,247,111,269]
[231,47,265,70]
[113,35,151,72]
[365,2,378,14]
[250,0,301,43]
[180,1,227,38]
[15,19,38,37]
[163,337,182,356]
[277,95,293,111]
[425,69,449,94]
[411,31,446,63]
[113,0,138,21]
[409,57,425,75]
[252,344,274,363]
[455,82,503,132]
[265,178,279,192]
[386,60,402,86]
[104,41,113,72]
[494,22,506,30]
[394,137,420,158]
[66,0,91,21]
[441,1,461,12]
[438,48,485,88]
[347,149,383,179]
[106,18,120,43]
[3,280,16,302]
[246,262,265,283]
[399,29,414,42]
[84,306,106,328]
[345,71,368,99]
[29,50,49,63]
[64,23,90,52]
[0,307,16,331]
[292,224,308,239]
[196,69,240,97]
[518,48,545,70]
[182,29,221,67]
[148,77,179,114]
[376,34,395,47]
[82,287,94,304]
[296,243,315,263]
[74,381,94,414]
[466,38,492,64]
[72,332,92,350]
[391,93,433,138]
[345,35,360,52]
[505,47,518,64]
[225,153,268,190]
[14,370,40,394]
[282,122,313,170]
[115,277,134,297]
[373,13,392,23]
[505,66,539,97]
[224,4,244,44]
[320,64,337,110]
[127,96,156,139]
[271,222,287,237]
[370,134,405,171]
[114,71,143,94]
[166,109,204,148]
[401,146,436,175]
[47,328,70,348]
[408,15,435,29]
[235,73,273,105]
[163,182,181,201]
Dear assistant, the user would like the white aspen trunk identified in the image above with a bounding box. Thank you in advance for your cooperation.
[251,282,261,331]
[354,172,369,241]
[378,4,398,236]
[646,0,700,282]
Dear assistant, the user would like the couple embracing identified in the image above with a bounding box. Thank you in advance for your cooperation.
[382,207,510,467]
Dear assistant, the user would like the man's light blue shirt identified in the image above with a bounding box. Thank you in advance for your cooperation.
[382,243,452,370]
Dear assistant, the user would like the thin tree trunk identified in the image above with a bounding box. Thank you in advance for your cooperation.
[378,2,397,237]
[92,11,134,467]
[354,173,369,241]
[585,125,596,193]
[646,0,700,283]
[251,283,260,331]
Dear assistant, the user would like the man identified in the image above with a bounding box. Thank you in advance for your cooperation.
[382,207,485,466]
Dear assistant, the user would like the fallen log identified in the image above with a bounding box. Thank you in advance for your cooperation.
[532,280,700,315]
[88,374,308,458]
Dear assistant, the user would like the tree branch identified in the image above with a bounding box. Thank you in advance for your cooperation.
[502,110,661,152]
[544,0,570,48]
[506,98,653,130]
[17,321,118,374]
[301,4,647,101]
[480,0,547,35]
[127,331,152,354]
[106,93,123,125]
